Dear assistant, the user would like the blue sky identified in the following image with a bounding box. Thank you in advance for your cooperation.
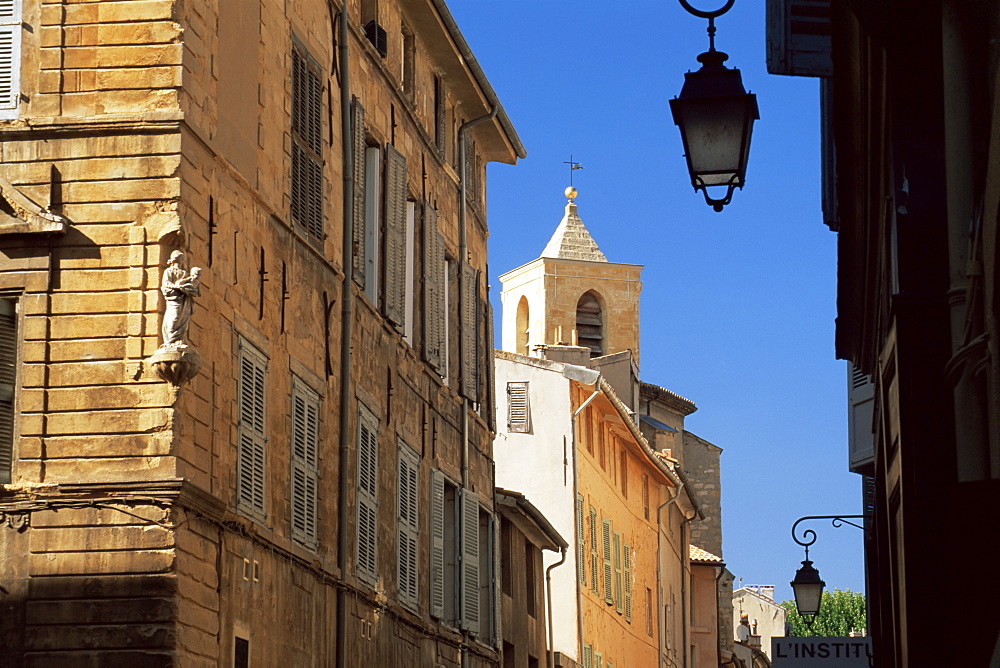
[449,0,865,603]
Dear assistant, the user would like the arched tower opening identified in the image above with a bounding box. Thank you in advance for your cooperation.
[516,295,530,355]
[576,291,604,357]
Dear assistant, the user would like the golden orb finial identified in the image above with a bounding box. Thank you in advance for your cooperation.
[565,186,578,200]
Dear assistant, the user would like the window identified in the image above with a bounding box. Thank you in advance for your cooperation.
[433,76,445,153]
[620,450,628,498]
[589,506,599,594]
[443,258,451,381]
[576,291,603,357]
[397,441,420,610]
[646,587,653,636]
[290,43,324,241]
[582,644,593,668]
[642,474,650,520]
[362,145,382,303]
[507,381,530,433]
[623,543,632,622]
[613,531,623,613]
[382,144,408,329]
[351,99,368,286]
[602,518,613,605]
[515,296,529,355]
[234,636,249,668]
[460,489,480,635]
[460,263,479,401]
[594,652,604,668]
[403,201,416,345]
[430,470,458,623]
[401,24,414,96]
[524,538,536,617]
[0,297,17,484]
[0,0,21,120]
[356,405,379,584]
[500,517,513,596]
[576,495,586,585]
[290,379,319,548]
[237,339,267,517]
[422,203,446,375]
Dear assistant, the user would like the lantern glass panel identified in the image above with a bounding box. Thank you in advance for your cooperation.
[674,95,755,187]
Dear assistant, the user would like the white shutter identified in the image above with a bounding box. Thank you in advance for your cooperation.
[290,380,319,547]
[766,0,832,77]
[848,363,875,472]
[624,543,633,622]
[237,341,267,517]
[602,518,613,605]
[460,263,477,400]
[0,0,21,117]
[429,469,445,619]
[351,98,367,284]
[383,144,407,329]
[397,442,419,609]
[614,531,623,613]
[506,381,530,433]
[576,495,586,585]
[0,298,16,484]
[459,488,480,635]
[356,407,379,584]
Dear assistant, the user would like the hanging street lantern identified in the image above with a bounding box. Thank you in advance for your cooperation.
[670,0,759,212]
[790,558,826,624]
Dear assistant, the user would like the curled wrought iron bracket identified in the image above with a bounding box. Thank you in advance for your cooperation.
[677,0,736,20]
[792,514,864,559]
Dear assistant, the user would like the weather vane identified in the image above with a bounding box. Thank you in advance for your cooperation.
[563,155,584,186]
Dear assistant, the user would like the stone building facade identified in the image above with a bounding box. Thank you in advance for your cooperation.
[0,0,521,665]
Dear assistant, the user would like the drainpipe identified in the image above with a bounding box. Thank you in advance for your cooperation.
[656,483,684,668]
[457,106,497,668]
[680,512,697,668]
[545,547,568,668]
[335,6,353,668]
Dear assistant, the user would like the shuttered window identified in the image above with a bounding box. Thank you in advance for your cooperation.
[613,531,623,613]
[351,98,368,284]
[237,340,267,517]
[422,203,446,375]
[589,507,599,594]
[383,144,407,330]
[507,381,530,433]
[765,0,832,77]
[0,298,17,484]
[459,488,480,635]
[576,495,586,585]
[602,518,613,605]
[290,44,324,241]
[576,292,603,357]
[397,441,420,610]
[290,379,319,548]
[460,263,478,400]
[624,543,633,622]
[582,644,593,668]
[362,146,382,303]
[0,0,21,118]
[356,405,379,584]
[594,652,604,668]
[429,469,446,619]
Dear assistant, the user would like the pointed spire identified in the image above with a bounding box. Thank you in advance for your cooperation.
[540,187,608,262]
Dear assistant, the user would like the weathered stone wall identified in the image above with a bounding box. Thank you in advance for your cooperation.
[682,431,723,558]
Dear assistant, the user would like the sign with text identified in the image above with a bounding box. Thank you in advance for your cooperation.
[772,637,873,667]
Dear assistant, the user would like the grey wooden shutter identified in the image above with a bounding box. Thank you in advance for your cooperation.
[613,531,623,613]
[397,442,419,610]
[460,263,477,400]
[765,0,832,77]
[0,298,16,484]
[351,99,367,284]
[459,488,480,635]
[602,518,613,605]
[576,495,586,585]
[624,543,632,622]
[848,363,875,471]
[291,47,324,241]
[0,0,21,115]
[356,407,379,584]
[383,144,407,330]
[422,203,444,373]
[589,507,599,594]
[506,381,530,433]
[484,298,495,431]
[429,469,445,619]
[290,379,319,547]
[237,340,267,517]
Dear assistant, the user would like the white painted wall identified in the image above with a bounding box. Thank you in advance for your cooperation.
[494,353,579,660]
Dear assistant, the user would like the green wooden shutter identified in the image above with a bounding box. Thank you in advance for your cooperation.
[397,442,420,610]
[383,144,407,330]
[589,507,599,594]
[459,488,480,635]
[602,518,613,605]
[0,0,21,116]
[576,495,586,585]
[429,469,445,619]
[614,531,623,613]
[290,379,319,547]
[624,543,632,622]
[594,651,604,668]
[237,340,267,517]
[582,644,593,668]
[351,98,367,284]
[460,263,477,400]
[356,407,379,584]
[0,298,16,484]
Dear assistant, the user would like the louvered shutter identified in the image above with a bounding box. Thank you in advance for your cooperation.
[765,0,832,77]
[594,652,604,668]
[582,644,593,668]
[459,488,480,635]
[356,407,379,584]
[848,363,875,472]
[422,203,444,373]
[506,381,530,433]
[576,495,586,585]
[623,543,632,622]
[0,299,16,484]
[484,298,496,431]
[460,264,477,400]
[237,341,267,517]
[614,531,623,613]
[351,99,367,284]
[589,507,599,594]
[602,518,613,604]
[290,380,319,547]
[397,442,419,610]
[429,469,446,619]
[0,0,21,116]
[290,47,324,241]
[383,145,407,330]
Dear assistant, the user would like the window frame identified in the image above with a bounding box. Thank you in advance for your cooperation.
[0,0,23,120]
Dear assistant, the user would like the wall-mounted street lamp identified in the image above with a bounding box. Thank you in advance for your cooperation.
[670,0,759,212]
[790,515,864,625]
